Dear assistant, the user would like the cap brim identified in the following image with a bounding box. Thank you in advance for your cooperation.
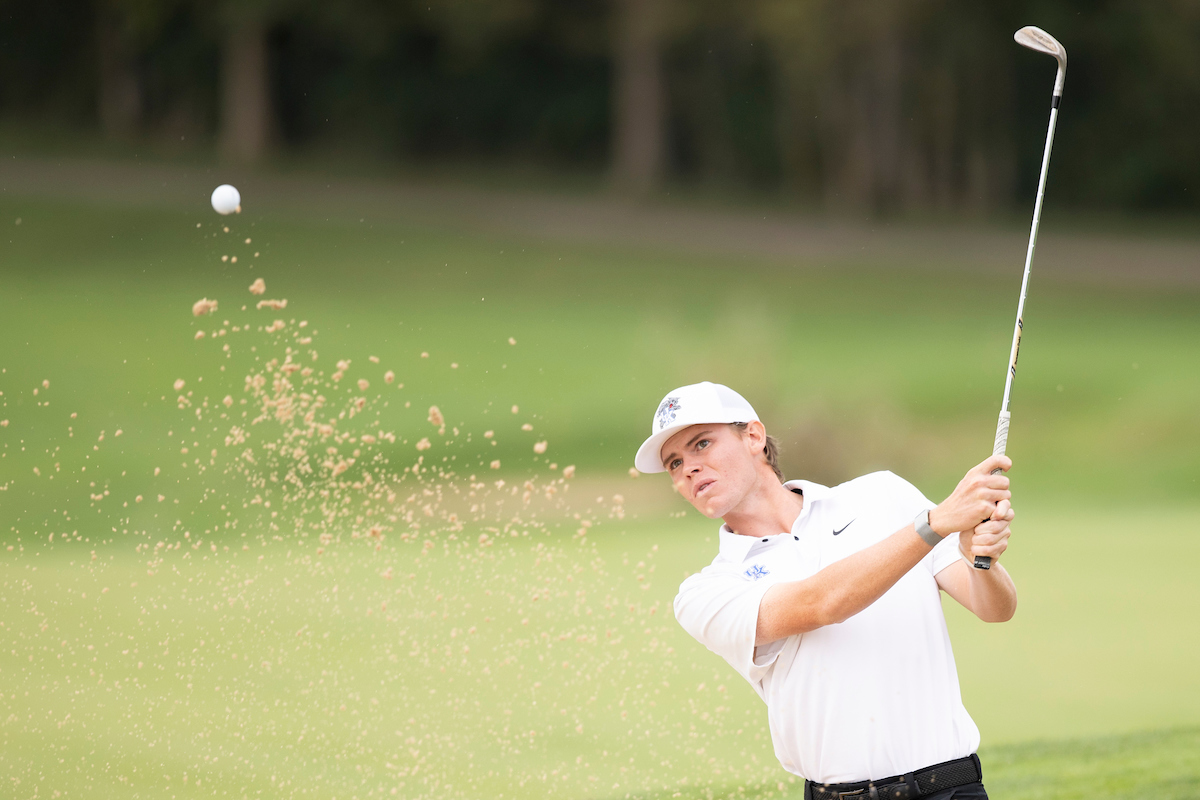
[634,423,691,474]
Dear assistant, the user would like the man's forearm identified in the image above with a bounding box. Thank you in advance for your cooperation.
[958,552,1017,622]
[756,523,933,645]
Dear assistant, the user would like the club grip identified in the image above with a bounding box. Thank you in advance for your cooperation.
[973,472,1003,570]
[991,410,1011,459]
[975,411,1012,570]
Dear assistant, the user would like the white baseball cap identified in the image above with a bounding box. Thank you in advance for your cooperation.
[634,381,760,474]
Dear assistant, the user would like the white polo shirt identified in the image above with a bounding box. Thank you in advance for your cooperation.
[673,472,978,785]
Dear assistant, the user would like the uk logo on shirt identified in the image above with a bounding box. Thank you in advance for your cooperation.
[745,564,770,581]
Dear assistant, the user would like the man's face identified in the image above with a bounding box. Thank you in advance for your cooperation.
[660,423,763,519]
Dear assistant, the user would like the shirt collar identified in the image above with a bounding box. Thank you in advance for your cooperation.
[716,526,761,562]
[715,479,832,562]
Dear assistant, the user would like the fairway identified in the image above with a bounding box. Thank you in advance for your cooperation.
[2,178,1199,798]
[3,507,1199,798]
[3,188,1198,503]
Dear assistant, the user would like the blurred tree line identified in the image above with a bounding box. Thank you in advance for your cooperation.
[1,0,1197,213]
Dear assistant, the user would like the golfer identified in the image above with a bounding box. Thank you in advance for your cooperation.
[635,382,1018,800]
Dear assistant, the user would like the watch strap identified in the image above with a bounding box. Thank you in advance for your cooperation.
[914,508,942,547]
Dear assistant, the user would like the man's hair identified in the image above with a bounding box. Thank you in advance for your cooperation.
[730,422,784,482]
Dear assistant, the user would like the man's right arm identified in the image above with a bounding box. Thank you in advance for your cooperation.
[754,455,1012,646]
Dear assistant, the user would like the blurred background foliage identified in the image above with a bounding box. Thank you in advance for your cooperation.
[2,0,1199,213]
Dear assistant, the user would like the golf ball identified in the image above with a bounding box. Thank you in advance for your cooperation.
[211,184,241,215]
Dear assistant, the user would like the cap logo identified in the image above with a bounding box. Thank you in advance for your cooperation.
[656,397,681,429]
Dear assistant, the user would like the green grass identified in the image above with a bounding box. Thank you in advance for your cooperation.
[984,728,1200,800]
[2,507,1199,799]
[2,194,1198,505]
[1,185,1198,798]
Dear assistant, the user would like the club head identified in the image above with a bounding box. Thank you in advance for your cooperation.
[1015,26,1067,96]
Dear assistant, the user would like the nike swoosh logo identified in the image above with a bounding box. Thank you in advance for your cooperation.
[832,519,855,536]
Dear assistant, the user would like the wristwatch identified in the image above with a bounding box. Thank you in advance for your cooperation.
[914,508,943,547]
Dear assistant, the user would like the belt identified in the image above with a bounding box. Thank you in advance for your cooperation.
[804,754,983,800]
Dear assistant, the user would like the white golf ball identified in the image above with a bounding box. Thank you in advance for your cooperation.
[211,184,241,215]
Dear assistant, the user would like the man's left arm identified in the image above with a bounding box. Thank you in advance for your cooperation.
[935,499,1018,622]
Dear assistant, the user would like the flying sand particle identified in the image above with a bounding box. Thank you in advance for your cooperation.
[415,438,431,451]
[428,406,445,429]
[563,465,576,479]
[194,331,206,340]
[357,379,370,391]
[533,441,548,454]
[490,460,501,470]
[384,371,395,384]
[256,299,287,311]
[249,278,266,295]
[173,379,186,391]
[192,298,218,317]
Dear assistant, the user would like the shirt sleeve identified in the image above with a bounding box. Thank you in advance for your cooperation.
[869,471,961,575]
[673,570,778,690]
[930,529,964,575]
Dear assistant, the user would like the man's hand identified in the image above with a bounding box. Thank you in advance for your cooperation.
[960,498,1014,564]
[929,455,1012,537]
[937,495,1018,622]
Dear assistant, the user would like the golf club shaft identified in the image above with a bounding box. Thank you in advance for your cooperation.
[975,98,1061,570]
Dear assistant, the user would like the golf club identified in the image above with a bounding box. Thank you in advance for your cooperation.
[975,26,1067,570]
